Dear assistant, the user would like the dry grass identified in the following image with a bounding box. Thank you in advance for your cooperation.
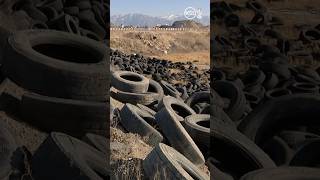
[154,51,210,65]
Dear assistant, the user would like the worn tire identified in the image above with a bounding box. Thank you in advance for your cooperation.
[111,71,149,93]
[120,103,163,146]
[213,80,247,121]
[32,132,110,180]
[155,96,204,165]
[240,167,320,180]
[110,87,159,105]
[82,133,108,154]
[21,93,107,137]
[143,143,209,180]
[211,118,276,178]
[239,94,320,146]
[160,80,181,99]
[2,30,108,102]
[184,114,210,148]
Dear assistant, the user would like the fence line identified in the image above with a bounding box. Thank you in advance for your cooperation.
[110,27,209,32]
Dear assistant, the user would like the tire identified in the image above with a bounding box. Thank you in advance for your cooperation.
[143,143,209,180]
[261,136,294,166]
[155,96,204,165]
[290,82,319,94]
[37,0,64,12]
[32,132,110,180]
[224,13,240,27]
[110,87,159,105]
[262,72,279,90]
[30,21,49,29]
[148,79,164,102]
[279,130,320,149]
[240,167,320,180]
[82,133,107,154]
[184,114,210,148]
[22,5,48,22]
[111,71,149,93]
[2,30,108,102]
[47,14,81,34]
[259,62,291,80]
[186,91,210,108]
[210,118,276,178]
[137,104,156,116]
[21,93,107,137]
[160,80,181,99]
[239,94,320,146]
[265,88,291,100]
[80,28,101,41]
[213,80,247,121]
[0,120,18,179]
[289,138,320,167]
[63,6,79,16]
[242,66,266,87]
[38,6,60,21]
[0,27,10,64]
[120,103,163,146]
[246,0,267,14]
[207,157,234,180]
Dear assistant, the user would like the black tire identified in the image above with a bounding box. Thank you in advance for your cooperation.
[37,0,64,12]
[241,66,266,87]
[239,94,320,146]
[240,167,320,180]
[143,143,209,180]
[21,93,107,137]
[111,71,149,93]
[213,80,247,121]
[262,72,279,90]
[38,6,60,21]
[82,133,108,154]
[160,80,181,99]
[64,6,79,16]
[290,82,319,94]
[211,117,276,178]
[120,103,163,146]
[137,104,156,116]
[47,14,81,34]
[0,27,10,64]
[265,88,291,100]
[2,30,108,102]
[32,132,110,180]
[207,157,234,180]
[279,130,320,149]
[186,91,210,108]
[22,5,48,22]
[80,28,101,41]
[155,96,204,165]
[184,114,210,148]
[110,87,159,105]
[259,62,291,80]
[289,138,320,167]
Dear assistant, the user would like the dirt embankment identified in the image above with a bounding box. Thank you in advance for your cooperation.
[110,30,210,65]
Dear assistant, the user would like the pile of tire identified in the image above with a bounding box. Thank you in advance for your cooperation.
[10,0,108,41]
[110,49,210,97]
[210,1,320,179]
[110,60,211,178]
[0,0,109,179]
[211,0,320,66]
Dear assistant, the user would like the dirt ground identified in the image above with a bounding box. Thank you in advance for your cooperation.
[110,30,210,64]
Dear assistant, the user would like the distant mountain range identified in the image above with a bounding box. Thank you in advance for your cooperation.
[111,13,210,27]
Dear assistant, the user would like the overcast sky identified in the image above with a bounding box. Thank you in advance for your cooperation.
[111,0,210,16]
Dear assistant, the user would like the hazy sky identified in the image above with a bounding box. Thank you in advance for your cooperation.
[111,0,210,16]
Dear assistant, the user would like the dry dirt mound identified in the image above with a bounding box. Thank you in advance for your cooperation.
[110,30,210,64]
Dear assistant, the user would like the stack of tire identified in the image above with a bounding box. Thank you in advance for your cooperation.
[11,0,108,41]
[0,0,110,179]
[110,67,211,179]
[210,14,320,180]
[110,49,210,96]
